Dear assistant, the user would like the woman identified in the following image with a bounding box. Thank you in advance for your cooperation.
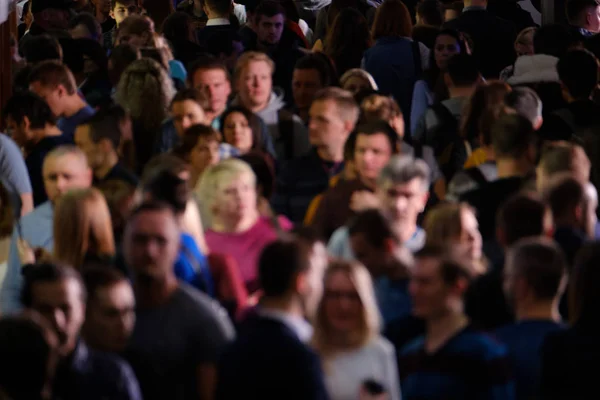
[220,106,276,157]
[500,27,537,82]
[198,159,292,293]
[410,29,468,135]
[173,124,222,188]
[340,69,378,97]
[312,261,401,400]
[53,188,116,269]
[424,203,487,276]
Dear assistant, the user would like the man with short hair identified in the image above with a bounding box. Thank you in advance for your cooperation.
[566,0,600,37]
[398,246,515,400]
[28,60,96,140]
[291,54,333,124]
[69,12,103,43]
[1,146,93,314]
[216,239,328,400]
[496,238,566,400]
[123,202,234,400]
[104,0,140,49]
[197,0,236,47]
[21,262,142,399]
[188,57,233,126]
[536,142,591,191]
[273,87,358,223]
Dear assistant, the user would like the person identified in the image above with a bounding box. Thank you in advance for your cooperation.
[398,245,515,400]
[196,0,237,49]
[162,11,206,68]
[536,142,591,192]
[340,69,379,96]
[104,0,140,49]
[565,0,600,38]
[91,0,115,34]
[81,267,136,353]
[220,106,275,156]
[187,57,233,127]
[495,238,566,400]
[198,159,292,293]
[291,53,336,124]
[123,201,234,400]
[1,146,93,314]
[75,108,138,187]
[216,239,329,400]
[499,27,537,81]
[3,91,71,207]
[0,312,59,400]
[312,260,401,400]
[21,262,142,399]
[413,0,444,49]
[233,51,310,161]
[108,43,140,87]
[443,0,516,78]
[69,12,103,43]
[273,87,359,223]
[172,124,222,188]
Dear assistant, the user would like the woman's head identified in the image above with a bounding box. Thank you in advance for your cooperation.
[313,261,381,354]
[424,203,482,263]
[372,0,413,40]
[53,188,115,269]
[433,29,465,70]
[175,124,222,180]
[324,8,371,58]
[116,14,155,48]
[340,69,378,96]
[460,80,511,144]
[515,27,536,57]
[220,107,264,154]
[360,95,405,138]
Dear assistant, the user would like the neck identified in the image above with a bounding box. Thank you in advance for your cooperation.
[94,152,118,180]
[359,175,377,190]
[516,299,561,322]
[134,272,179,308]
[426,309,469,349]
[248,101,268,113]
[62,96,87,118]
[212,210,259,233]
[209,13,229,20]
[449,85,475,99]
[316,145,344,163]
[495,158,531,179]
[260,295,304,319]
[392,221,418,244]
[32,124,62,141]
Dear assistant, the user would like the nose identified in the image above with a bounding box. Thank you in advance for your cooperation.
[395,195,408,212]
[252,77,259,88]
[55,176,69,194]
[181,116,192,130]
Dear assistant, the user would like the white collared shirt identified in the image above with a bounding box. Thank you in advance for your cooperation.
[206,18,231,26]
[260,308,313,343]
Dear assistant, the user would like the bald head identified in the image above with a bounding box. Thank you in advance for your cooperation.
[43,146,93,203]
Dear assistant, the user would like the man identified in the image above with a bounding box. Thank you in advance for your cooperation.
[536,142,591,192]
[75,108,138,187]
[0,127,34,219]
[234,51,309,161]
[104,0,140,49]
[21,262,142,399]
[188,57,232,127]
[123,201,235,400]
[496,238,566,400]
[291,54,334,124]
[0,146,93,314]
[566,0,600,37]
[28,60,96,141]
[399,245,515,400]
[443,0,516,78]
[69,12,103,43]
[82,267,136,353]
[28,0,71,35]
[273,87,358,223]
[216,240,328,400]
[197,0,236,48]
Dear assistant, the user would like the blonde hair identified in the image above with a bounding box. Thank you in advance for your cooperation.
[195,158,257,228]
[53,188,116,269]
[234,51,275,83]
[425,203,473,245]
[340,69,379,91]
[312,260,381,359]
[361,94,403,122]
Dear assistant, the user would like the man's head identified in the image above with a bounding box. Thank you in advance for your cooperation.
[74,110,122,174]
[567,0,600,32]
[416,0,444,26]
[3,91,57,149]
[188,57,232,121]
[504,87,543,130]
[140,166,189,217]
[170,88,209,137]
[81,267,135,353]
[28,60,78,118]
[68,12,102,42]
[21,263,87,357]
[410,245,473,320]
[557,49,599,101]
[235,52,274,111]
[376,155,430,229]
[496,192,553,248]
[537,142,591,191]
[255,1,286,46]
[42,146,93,203]
[293,54,333,112]
[491,114,537,166]
[20,34,63,64]
[110,0,140,26]
[204,0,231,19]
[445,53,480,90]
[354,120,399,184]
[123,201,181,282]
[504,237,567,314]
[177,124,222,176]
[308,87,359,156]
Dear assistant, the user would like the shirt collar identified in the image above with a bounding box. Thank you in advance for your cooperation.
[206,18,230,26]
[259,308,313,343]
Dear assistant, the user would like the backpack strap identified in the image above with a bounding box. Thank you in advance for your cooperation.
[277,109,295,160]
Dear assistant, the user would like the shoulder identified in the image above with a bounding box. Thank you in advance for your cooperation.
[400,335,426,356]
[21,202,53,226]
[454,329,508,361]
[176,283,228,317]
[367,336,396,357]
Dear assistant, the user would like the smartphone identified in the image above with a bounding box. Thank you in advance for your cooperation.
[362,379,386,396]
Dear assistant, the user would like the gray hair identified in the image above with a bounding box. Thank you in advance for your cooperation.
[377,155,431,191]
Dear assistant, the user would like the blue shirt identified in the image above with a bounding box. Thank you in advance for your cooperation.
[57,105,96,140]
[374,277,411,326]
[175,233,214,296]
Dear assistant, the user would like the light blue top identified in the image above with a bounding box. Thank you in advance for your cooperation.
[0,201,54,314]
[410,79,434,137]
[169,59,187,82]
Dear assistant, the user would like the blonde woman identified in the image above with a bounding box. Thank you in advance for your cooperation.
[424,203,487,276]
[340,69,379,96]
[197,159,292,293]
[312,261,401,400]
[53,188,116,269]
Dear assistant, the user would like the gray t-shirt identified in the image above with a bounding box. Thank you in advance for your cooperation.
[0,134,32,216]
[128,283,235,400]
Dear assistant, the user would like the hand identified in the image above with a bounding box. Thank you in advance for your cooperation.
[350,191,380,212]
[17,239,35,265]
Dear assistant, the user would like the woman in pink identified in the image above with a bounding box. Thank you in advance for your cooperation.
[197,159,292,293]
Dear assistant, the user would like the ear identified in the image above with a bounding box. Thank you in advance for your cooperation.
[109,9,114,19]
[534,116,543,131]
[343,119,354,136]
[22,116,31,132]
[420,190,430,212]
[295,270,308,295]
[452,277,469,297]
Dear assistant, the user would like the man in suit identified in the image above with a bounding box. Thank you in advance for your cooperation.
[216,239,329,400]
[444,0,517,78]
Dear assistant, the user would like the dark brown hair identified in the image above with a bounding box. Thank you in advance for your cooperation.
[372,0,413,40]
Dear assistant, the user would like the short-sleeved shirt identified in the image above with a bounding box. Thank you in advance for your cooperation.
[0,134,32,216]
[93,162,139,187]
[58,105,96,140]
[127,283,235,400]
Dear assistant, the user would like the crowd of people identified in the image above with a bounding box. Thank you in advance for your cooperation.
[1,0,600,398]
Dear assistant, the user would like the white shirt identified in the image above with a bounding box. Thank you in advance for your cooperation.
[260,308,313,343]
[206,18,230,26]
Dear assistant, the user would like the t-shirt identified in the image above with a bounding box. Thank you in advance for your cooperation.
[27,135,73,206]
[205,216,292,292]
[57,105,96,140]
[94,162,139,187]
[0,134,32,217]
[175,233,213,296]
[127,283,235,400]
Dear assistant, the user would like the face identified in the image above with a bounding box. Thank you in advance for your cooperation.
[189,137,220,176]
[31,278,85,357]
[172,100,206,137]
[301,241,328,320]
[223,112,253,153]
[43,154,92,203]
[587,5,600,32]
[84,281,136,352]
[74,125,103,171]
[409,257,453,319]
[213,175,257,221]
[110,1,139,26]
[343,76,370,96]
[5,116,30,148]
[350,233,389,276]
[515,31,534,57]
[292,68,323,110]
[308,99,350,153]
[29,82,64,118]
[354,133,393,182]
[434,34,460,70]
[377,178,428,228]
[124,209,181,279]
[458,209,483,261]
[256,14,285,45]
[238,61,273,110]
[92,0,111,14]
[70,24,93,40]
[117,32,147,48]
[323,271,363,333]
[192,69,232,119]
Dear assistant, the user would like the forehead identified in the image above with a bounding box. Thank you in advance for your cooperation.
[32,278,81,304]
[379,178,424,194]
[244,60,272,74]
[128,209,177,234]
[43,153,87,174]
[193,68,228,85]
[414,257,441,277]
[436,34,458,45]
[115,0,136,7]
[356,133,391,149]
[293,68,321,81]
[325,270,354,289]
[93,281,135,305]
[225,111,248,122]
[259,14,285,24]
[172,99,204,114]
[29,81,56,95]
[311,99,338,114]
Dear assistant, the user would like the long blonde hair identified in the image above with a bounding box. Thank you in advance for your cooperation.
[53,188,116,269]
[312,261,381,359]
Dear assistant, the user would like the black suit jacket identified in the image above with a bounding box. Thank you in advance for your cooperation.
[444,8,517,78]
[216,315,329,400]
